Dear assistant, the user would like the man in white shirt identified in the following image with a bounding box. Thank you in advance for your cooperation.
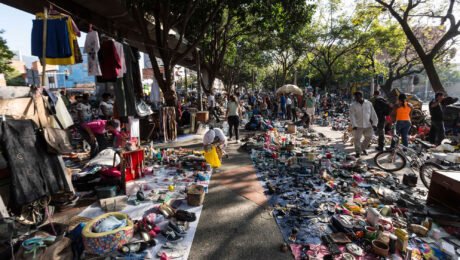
[77,93,93,123]
[207,92,220,123]
[286,96,293,120]
[349,91,378,157]
[99,93,114,119]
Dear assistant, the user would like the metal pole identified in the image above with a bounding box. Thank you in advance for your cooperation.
[41,7,48,87]
[196,49,203,111]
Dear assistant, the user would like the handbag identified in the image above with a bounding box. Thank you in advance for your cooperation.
[41,127,73,154]
[33,95,73,154]
[135,99,153,117]
[100,150,121,178]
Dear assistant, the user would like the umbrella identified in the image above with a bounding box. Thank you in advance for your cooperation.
[276,84,303,96]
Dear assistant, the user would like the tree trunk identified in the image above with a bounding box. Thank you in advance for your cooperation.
[421,58,446,94]
[380,79,393,98]
[163,67,177,107]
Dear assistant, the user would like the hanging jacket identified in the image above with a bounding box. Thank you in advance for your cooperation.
[0,120,69,206]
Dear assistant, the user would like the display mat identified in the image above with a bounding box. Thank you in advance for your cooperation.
[79,166,213,259]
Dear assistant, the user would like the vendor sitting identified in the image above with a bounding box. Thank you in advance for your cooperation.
[82,119,125,157]
[203,126,227,159]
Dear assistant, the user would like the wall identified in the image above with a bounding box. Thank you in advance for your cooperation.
[56,48,95,88]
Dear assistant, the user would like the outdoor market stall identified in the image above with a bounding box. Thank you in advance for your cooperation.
[243,123,460,259]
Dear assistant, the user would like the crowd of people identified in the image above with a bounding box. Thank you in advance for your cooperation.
[202,87,459,160]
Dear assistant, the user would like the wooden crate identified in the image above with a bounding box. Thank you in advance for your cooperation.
[427,170,460,213]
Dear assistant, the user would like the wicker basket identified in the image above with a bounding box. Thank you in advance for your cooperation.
[187,184,205,206]
[82,212,134,255]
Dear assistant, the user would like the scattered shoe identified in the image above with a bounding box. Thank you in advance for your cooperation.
[168,221,187,236]
[162,228,184,242]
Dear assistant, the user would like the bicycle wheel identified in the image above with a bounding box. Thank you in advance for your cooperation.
[374,151,407,172]
[419,162,443,189]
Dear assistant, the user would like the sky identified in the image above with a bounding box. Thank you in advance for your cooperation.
[0,3,86,59]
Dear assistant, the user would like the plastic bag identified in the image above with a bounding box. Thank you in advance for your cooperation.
[204,146,221,168]
[222,121,229,135]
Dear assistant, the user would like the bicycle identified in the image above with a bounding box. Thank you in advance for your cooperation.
[419,156,460,188]
[374,133,434,176]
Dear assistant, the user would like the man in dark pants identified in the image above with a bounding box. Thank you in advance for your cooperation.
[429,92,445,145]
[207,92,220,123]
[371,90,391,151]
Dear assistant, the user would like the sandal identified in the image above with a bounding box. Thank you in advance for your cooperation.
[162,228,183,242]
[119,240,152,254]
[159,204,176,218]
[168,221,187,236]
[157,249,184,259]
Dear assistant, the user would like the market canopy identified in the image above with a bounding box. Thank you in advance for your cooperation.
[0,0,197,69]
[276,84,303,96]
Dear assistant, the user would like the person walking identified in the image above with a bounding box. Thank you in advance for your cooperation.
[291,95,298,122]
[272,96,278,120]
[429,92,445,145]
[371,90,392,151]
[226,95,241,143]
[207,91,220,123]
[305,92,316,122]
[349,91,378,157]
[286,95,293,120]
[393,94,412,147]
[280,94,286,119]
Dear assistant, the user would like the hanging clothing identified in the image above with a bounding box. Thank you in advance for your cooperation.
[114,42,126,77]
[114,78,136,117]
[98,40,121,81]
[32,13,79,65]
[162,107,177,142]
[123,45,143,96]
[0,120,70,206]
[150,79,161,103]
[84,31,102,76]
[31,17,71,58]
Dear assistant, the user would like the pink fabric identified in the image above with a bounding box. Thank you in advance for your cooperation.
[83,120,107,135]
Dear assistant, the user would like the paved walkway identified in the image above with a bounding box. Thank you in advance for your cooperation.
[188,135,287,260]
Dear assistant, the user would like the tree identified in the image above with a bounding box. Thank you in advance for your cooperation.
[374,0,460,94]
[0,30,14,76]
[129,0,224,106]
[199,0,314,93]
[305,18,373,91]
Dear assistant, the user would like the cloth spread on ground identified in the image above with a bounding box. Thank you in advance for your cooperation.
[79,164,213,260]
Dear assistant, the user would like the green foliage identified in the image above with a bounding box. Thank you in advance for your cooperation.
[0,30,14,75]
[5,70,26,86]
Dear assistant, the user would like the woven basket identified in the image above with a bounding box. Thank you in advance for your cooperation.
[82,212,134,255]
[187,184,205,206]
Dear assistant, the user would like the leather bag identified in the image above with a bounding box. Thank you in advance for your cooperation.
[33,95,72,154]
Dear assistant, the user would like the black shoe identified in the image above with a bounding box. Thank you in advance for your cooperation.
[362,150,368,155]
[355,153,360,158]
[375,147,383,152]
